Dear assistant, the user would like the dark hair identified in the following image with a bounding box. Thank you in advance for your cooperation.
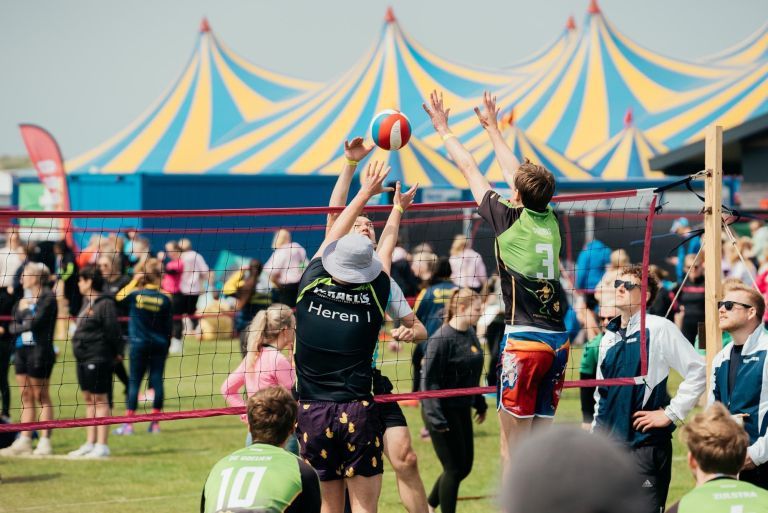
[430,257,453,284]
[514,158,556,211]
[621,265,659,306]
[247,386,297,446]
[78,264,105,292]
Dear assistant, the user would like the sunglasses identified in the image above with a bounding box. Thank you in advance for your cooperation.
[614,280,640,291]
[599,316,614,323]
[718,300,753,311]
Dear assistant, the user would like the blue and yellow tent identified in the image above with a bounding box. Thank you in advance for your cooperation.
[470,109,591,183]
[577,109,665,179]
[66,18,319,174]
[504,16,578,76]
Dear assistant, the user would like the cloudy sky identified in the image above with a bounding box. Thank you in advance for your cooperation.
[1,0,765,159]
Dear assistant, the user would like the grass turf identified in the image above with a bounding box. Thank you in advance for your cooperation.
[0,336,696,512]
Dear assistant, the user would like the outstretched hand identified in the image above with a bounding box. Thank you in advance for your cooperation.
[393,181,419,211]
[474,91,500,132]
[422,90,451,135]
[344,137,375,163]
[360,160,393,198]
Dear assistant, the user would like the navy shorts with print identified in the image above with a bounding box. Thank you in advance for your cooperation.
[296,400,384,481]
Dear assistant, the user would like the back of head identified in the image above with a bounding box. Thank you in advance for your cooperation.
[141,258,163,285]
[245,304,294,367]
[610,249,630,269]
[79,264,105,292]
[502,427,647,513]
[178,238,192,252]
[680,402,749,476]
[246,386,297,447]
[513,158,555,212]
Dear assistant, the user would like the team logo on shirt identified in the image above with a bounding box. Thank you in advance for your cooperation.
[312,287,371,305]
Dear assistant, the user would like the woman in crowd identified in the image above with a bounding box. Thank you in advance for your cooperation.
[68,265,122,458]
[0,262,58,456]
[159,241,185,353]
[0,228,25,422]
[676,253,706,344]
[263,229,308,307]
[421,288,488,513]
[222,260,272,356]
[98,253,132,402]
[448,235,487,292]
[114,258,173,435]
[413,257,457,392]
[411,249,437,291]
[220,304,295,444]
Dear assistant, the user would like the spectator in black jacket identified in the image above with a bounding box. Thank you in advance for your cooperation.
[676,254,705,344]
[0,262,58,457]
[97,254,131,401]
[68,265,122,459]
[421,288,488,513]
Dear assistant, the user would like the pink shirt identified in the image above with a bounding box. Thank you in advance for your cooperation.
[161,258,183,294]
[264,242,308,286]
[220,346,295,412]
[449,248,487,289]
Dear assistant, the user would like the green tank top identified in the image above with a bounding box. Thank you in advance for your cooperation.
[203,443,302,513]
[497,205,561,280]
[675,477,768,512]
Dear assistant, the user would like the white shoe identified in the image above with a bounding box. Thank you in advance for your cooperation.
[0,435,32,456]
[84,444,110,459]
[32,437,52,456]
[68,442,95,457]
[169,337,183,354]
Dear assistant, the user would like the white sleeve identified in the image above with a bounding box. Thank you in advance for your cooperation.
[660,319,706,423]
[591,334,609,432]
[386,279,413,320]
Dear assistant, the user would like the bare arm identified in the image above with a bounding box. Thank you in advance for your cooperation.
[326,137,374,236]
[474,91,520,190]
[423,90,491,206]
[377,181,418,275]
[314,161,392,259]
[391,313,428,343]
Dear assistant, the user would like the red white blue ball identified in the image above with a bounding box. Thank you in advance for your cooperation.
[370,110,412,151]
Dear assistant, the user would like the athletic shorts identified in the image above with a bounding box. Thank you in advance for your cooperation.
[372,369,407,429]
[14,347,55,379]
[497,328,570,418]
[296,400,384,481]
[76,361,113,394]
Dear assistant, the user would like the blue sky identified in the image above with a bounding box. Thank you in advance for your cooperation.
[1,0,765,158]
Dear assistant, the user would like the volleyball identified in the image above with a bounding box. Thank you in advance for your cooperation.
[370,109,412,150]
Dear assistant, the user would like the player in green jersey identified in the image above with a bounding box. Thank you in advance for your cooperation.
[668,402,768,512]
[201,386,320,513]
[424,91,568,477]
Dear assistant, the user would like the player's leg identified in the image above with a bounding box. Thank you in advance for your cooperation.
[346,474,383,513]
[498,411,532,471]
[320,480,346,513]
[383,425,428,513]
[29,375,53,438]
[531,340,569,431]
[426,407,470,513]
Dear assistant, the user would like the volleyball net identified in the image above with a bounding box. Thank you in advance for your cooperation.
[0,187,660,433]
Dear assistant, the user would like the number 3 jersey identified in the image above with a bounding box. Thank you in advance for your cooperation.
[202,443,320,513]
[478,190,566,333]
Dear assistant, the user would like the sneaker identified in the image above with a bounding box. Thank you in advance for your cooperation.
[84,444,110,458]
[148,421,160,434]
[113,423,134,436]
[0,435,32,456]
[169,337,183,354]
[67,442,95,458]
[32,437,52,456]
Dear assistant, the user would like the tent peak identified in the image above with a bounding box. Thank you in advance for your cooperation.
[506,108,515,127]
[624,107,634,128]
[566,15,576,31]
[200,17,211,33]
[385,7,396,23]
[588,0,601,15]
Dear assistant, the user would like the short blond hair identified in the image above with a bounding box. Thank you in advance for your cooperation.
[726,283,766,321]
[680,402,749,475]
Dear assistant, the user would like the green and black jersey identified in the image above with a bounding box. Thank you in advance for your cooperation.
[201,443,320,513]
[667,477,768,513]
[478,190,566,331]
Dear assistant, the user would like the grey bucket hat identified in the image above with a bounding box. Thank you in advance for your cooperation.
[321,233,383,284]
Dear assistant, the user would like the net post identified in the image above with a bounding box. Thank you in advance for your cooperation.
[639,193,658,376]
[704,125,724,397]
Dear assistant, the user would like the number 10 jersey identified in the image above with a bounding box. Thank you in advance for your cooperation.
[478,190,566,333]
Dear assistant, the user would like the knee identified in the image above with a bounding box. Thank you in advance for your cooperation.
[391,447,419,475]
[20,387,34,402]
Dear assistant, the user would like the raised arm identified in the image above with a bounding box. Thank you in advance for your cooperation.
[326,137,375,237]
[314,160,392,259]
[377,181,418,275]
[474,91,520,190]
[423,90,491,206]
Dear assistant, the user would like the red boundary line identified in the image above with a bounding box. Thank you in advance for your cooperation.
[1,190,640,219]
[0,378,638,433]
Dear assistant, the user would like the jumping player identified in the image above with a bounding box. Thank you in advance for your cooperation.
[424,91,569,473]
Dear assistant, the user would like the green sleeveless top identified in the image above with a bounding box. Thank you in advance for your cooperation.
[672,477,768,512]
[203,443,302,513]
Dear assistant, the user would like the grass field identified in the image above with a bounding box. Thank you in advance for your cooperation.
[0,335,697,512]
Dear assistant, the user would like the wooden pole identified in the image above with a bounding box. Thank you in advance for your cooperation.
[704,125,723,396]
